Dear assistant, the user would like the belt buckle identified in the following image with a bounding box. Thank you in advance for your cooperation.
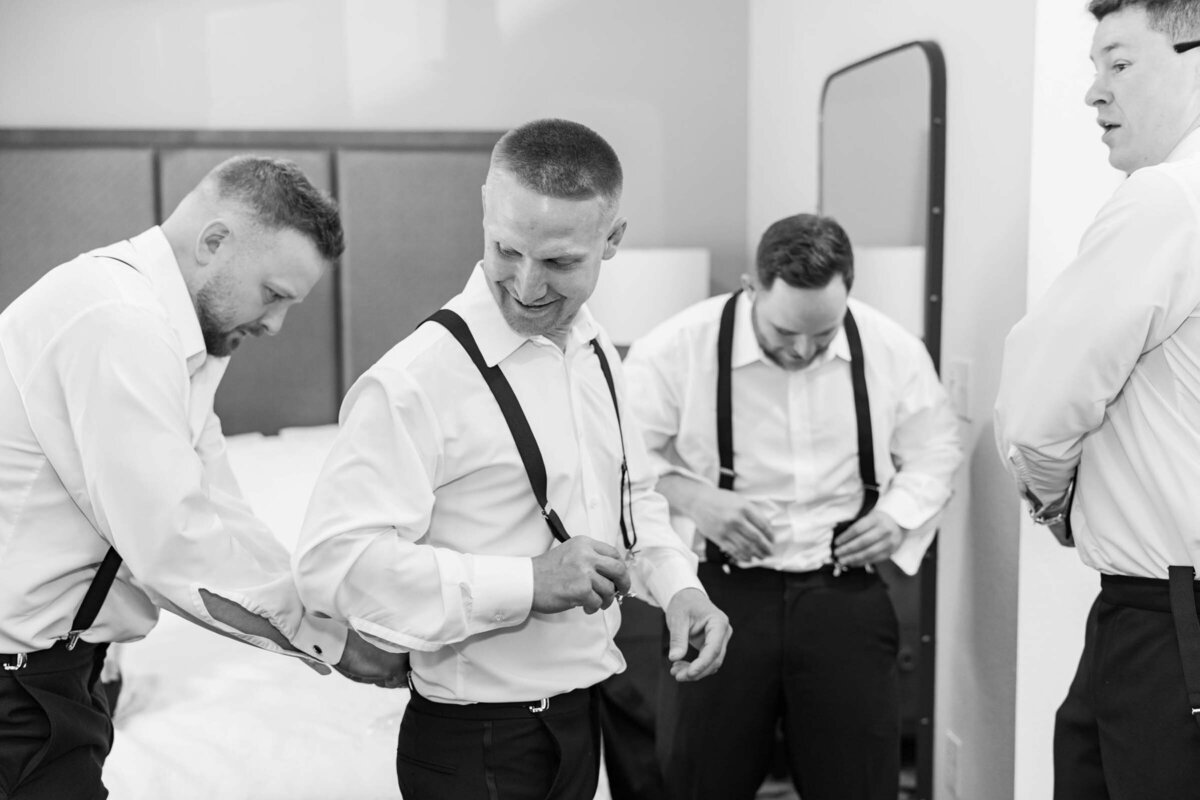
[528,697,549,714]
[3,653,27,671]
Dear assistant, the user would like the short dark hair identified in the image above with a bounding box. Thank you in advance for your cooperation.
[1088,0,1200,38]
[209,155,345,262]
[491,119,623,204]
[756,213,854,291]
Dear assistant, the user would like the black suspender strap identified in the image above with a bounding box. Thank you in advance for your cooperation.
[589,341,639,553]
[62,548,123,650]
[53,252,138,650]
[707,291,741,567]
[1167,566,1200,729]
[843,308,879,518]
[426,309,636,551]
[710,294,877,571]
[426,309,570,543]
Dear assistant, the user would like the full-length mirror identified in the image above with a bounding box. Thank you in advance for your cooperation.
[820,40,947,800]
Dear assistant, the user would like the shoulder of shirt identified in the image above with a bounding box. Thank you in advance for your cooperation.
[627,293,733,361]
[846,297,930,361]
[1,252,169,340]
[1116,158,1200,210]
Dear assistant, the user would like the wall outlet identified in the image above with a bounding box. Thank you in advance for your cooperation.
[944,358,972,422]
[945,730,963,800]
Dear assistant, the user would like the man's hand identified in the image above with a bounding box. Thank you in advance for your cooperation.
[335,628,410,689]
[531,536,632,614]
[689,485,774,562]
[664,588,731,682]
[833,509,904,567]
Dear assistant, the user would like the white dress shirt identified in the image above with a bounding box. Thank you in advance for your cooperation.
[294,265,703,704]
[624,293,962,576]
[996,129,1200,579]
[0,228,345,662]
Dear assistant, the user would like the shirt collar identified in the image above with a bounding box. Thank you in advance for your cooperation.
[730,289,850,370]
[452,263,600,367]
[1167,126,1200,163]
[96,227,213,375]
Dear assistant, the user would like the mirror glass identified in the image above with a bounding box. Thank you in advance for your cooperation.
[820,41,946,800]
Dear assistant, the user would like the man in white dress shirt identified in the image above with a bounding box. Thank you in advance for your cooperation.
[624,213,961,800]
[294,118,731,800]
[996,1,1200,796]
[0,156,406,800]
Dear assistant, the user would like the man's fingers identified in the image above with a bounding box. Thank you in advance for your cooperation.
[589,573,617,608]
[835,524,884,558]
[680,618,728,680]
[744,505,775,540]
[593,556,632,594]
[577,536,623,560]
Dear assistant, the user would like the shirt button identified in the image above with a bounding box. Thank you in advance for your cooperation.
[493,613,504,622]
[313,645,323,655]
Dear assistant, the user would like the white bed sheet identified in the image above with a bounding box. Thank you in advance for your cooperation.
[103,424,612,800]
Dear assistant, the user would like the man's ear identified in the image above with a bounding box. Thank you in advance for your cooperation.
[602,217,628,260]
[196,221,230,267]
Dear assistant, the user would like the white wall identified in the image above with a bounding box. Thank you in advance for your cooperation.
[0,0,748,290]
[1013,3,1124,797]
[750,1,1036,798]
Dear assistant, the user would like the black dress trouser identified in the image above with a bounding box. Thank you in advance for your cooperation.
[1054,577,1200,800]
[0,642,112,800]
[397,684,601,800]
[658,562,900,800]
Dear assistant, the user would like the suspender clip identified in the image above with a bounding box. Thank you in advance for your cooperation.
[60,630,84,651]
[2,653,27,671]
[528,697,549,714]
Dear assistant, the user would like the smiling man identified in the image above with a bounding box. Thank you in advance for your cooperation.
[0,156,408,800]
[623,213,961,800]
[995,1,1200,796]
[294,118,729,800]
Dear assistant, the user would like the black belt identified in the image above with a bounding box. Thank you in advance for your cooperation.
[712,291,877,573]
[1101,567,1200,730]
[406,683,594,720]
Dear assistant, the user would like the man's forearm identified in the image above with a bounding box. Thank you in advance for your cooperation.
[655,472,710,520]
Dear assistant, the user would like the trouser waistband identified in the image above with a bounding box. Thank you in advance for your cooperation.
[406,683,595,720]
[1100,573,1200,612]
[699,562,880,588]
[0,640,108,676]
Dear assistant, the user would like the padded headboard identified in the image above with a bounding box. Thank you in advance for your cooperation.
[0,129,501,434]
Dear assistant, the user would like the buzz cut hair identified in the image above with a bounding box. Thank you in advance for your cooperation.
[1088,0,1200,39]
[207,155,345,262]
[491,118,623,205]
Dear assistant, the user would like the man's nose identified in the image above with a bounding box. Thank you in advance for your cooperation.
[791,336,818,360]
[260,305,287,336]
[511,260,546,303]
[1085,75,1109,108]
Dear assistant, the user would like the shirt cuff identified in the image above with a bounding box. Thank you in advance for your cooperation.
[292,613,348,665]
[874,489,926,532]
[635,548,704,609]
[458,552,534,632]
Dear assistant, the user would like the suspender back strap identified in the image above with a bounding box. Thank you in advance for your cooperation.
[53,253,139,650]
[1167,566,1200,729]
[709,295,876,568]
[63,548,123,649]
[426,309,570,543]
